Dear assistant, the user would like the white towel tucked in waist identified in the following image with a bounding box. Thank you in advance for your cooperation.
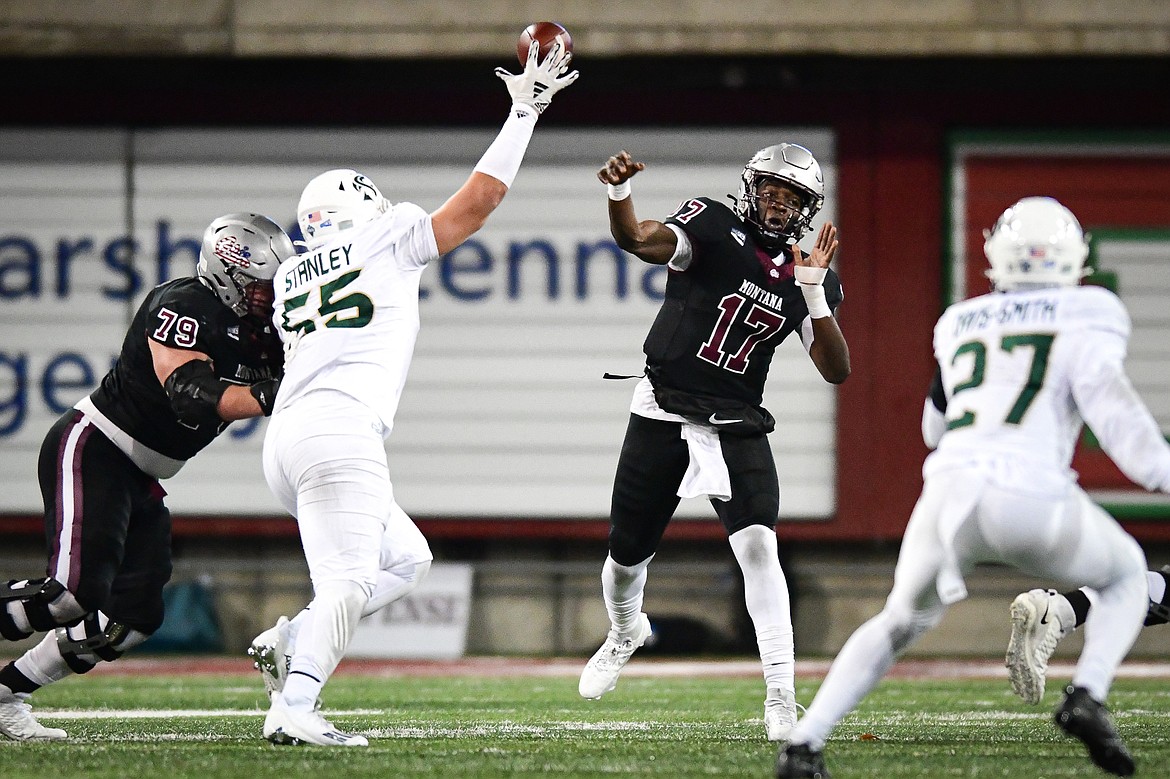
[677,422,732,502]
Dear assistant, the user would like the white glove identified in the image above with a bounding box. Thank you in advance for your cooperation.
[495,37,579,115]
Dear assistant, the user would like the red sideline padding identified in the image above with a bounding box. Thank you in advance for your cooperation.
[5,514,1170,542]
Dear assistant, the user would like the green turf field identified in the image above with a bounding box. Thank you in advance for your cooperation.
[2,670,1168,778]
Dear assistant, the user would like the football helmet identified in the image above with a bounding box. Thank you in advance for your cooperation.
[734,143,825,248]
[297,169,390,249]
[984,197,1090,291]
[197,213,294,318]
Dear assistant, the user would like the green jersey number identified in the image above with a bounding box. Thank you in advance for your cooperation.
[946,333,1055,431]
[281,269,374,338]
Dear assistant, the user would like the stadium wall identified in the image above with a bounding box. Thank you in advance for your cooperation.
[2,54,1169,656]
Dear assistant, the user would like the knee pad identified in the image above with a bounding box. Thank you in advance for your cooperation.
[1,577,86,640]
[729,524,779,573]
[55,611,151,674]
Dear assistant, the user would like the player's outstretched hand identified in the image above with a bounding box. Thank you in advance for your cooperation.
[793,222,839,269]
[597,151,645,186]
[495,37,579,115]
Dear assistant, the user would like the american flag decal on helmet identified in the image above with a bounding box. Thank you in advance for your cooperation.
[214,235,252,268]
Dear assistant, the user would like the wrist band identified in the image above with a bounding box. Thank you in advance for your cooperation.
[800,283,832,319]
[472,104,538,188]
[607,181,631,201]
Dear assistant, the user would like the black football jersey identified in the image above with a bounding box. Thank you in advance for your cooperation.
[645,197,843,408]
[87,277,283,462]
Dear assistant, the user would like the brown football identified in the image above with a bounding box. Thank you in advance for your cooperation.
[516,21,573,66]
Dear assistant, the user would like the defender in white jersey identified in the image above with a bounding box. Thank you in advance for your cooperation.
[249,39,578,748]
[777,197,1170,779]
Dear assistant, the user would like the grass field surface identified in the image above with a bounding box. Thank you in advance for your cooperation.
[2,659,1168,778]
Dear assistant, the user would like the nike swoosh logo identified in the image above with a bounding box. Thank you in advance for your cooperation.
[709,413,744,425]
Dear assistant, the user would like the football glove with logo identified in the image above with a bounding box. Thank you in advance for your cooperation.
[495,37,579,115]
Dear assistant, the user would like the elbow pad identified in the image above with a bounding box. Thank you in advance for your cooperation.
[163,359,229,426]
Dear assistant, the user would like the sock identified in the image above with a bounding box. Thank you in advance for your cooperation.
[13,632,76,688]
[1144,569,1170,626]
[728,525,794,693]
[281,670,323,711]
[0,662,39,695]
[1066,589,1092,628]
[1073,567,1147,701]
[281,580,368,711]
[1148,570,1168,604]
[602,554,652,636]
[787,603,944,751]
[286,606,309,654]
[787,610,901,751]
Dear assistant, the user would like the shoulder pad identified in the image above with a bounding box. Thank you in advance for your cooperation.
[1065,285,1130,339]
[146,278,229,351]
[664,197,739,244]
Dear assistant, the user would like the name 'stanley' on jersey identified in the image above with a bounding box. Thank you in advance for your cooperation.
[285,243,354,291]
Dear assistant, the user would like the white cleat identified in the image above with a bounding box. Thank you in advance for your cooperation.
[263,701,368,747]
[0,691,67,741]
[1005,588,1070,705]
[248,615,291,701]
[763,686,801,742]
[579,613,652,700]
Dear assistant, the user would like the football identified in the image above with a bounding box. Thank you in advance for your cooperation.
[516,21,573,66]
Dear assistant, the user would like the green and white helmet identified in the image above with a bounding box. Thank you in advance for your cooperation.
[297,168,390,250]
[984,197,1090,291]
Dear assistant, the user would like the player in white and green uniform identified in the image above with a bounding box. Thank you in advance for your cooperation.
[778,197,1170,779]
[248,38,579,748]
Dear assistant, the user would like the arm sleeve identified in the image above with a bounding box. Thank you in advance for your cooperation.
[1070,327,1170,493]
[921,365,947,449]
[664,224,694,271]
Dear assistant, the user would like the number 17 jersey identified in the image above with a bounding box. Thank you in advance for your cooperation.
[650,197,843,407]
[271,202,439,434]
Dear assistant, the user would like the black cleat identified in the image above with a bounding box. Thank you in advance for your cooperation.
[1054,685,1135,777]
[775,742,831,779]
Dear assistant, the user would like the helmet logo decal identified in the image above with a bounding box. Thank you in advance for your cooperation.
[214,235,252,269]
[352,175,380,201]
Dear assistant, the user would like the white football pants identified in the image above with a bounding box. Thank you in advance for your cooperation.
[789,458,1148,750]
[262,389,432,705]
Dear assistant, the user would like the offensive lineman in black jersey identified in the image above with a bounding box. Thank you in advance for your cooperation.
[0,213,294,741]
[578,145,850,742]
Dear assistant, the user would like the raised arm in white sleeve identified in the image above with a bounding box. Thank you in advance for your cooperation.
[1070,326,1170,494]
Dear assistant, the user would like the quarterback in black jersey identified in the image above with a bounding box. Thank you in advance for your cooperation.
[579,145,850,742]
[0,213,294,741]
